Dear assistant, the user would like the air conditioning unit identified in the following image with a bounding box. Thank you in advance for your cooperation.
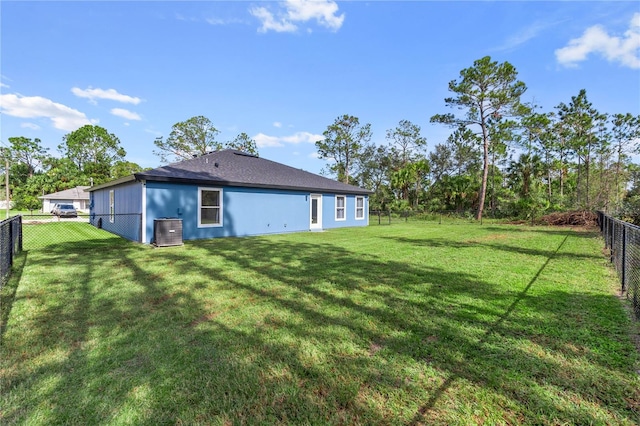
[154,218,183,247]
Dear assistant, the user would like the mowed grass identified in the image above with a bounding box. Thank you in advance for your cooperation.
[1,222,639,425]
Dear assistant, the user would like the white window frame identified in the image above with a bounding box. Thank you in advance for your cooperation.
[310,193,322,230]
[335,195,346,221]
[198,187,223,228]
[109,190,115,223]
[355,196,365,220]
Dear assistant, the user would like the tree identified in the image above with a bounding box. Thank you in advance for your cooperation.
[154,116,223,163]
[448,127,482,176]
[610,113,640,207]
[41,157,85,188]
[556,90,602,209]
[316,114,372,184]
[508,153,545,198]
[7,137,48,179]
[111,161,146,179]
[357,144,393,209]
[431,56,527,221]
[437,174,479,213]
[11,186,42,212]
[428,143,454,185]
[386,119,427,165]
[620,164,640,224]
[11,156,88,211]
[519,111,557,202]
[59,125,126,184]
[226,133,259,156]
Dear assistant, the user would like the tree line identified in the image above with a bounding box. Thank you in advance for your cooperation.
[3,56,639,219]
[315,56,640,221]
[1,116,258,211]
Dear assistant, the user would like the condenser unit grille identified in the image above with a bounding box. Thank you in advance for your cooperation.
[154,218,183,247]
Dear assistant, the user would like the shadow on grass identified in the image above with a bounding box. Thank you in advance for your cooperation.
[483,225,600,239]
[2,226,638,424]
[0,252,27,340]
[378,232,602,262]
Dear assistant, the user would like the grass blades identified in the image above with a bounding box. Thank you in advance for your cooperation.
[2,223,639,425]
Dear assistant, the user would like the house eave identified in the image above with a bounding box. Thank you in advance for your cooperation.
[137,174,373,195]
[86,175,137,192]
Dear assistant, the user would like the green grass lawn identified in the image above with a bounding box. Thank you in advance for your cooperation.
[1,222,639,425]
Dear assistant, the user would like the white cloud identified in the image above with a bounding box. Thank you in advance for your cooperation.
[273,121,282,128]
[144,128,163,137]
[285,0,344,31]
[206,17,224,25]
[0,93,93,131]
[555,13,640,69]
[254,131,323,148]
[282,131,323,144]
[250,6,298,33]
[254,132,285,148]
[0,74,11,88]
[71,87,142,104]
[206,17,244,26]
[20,122,41,130]
[175,13,244,26]
[110,108,141,121]
[250,0,344,33]
[494,19,563,52]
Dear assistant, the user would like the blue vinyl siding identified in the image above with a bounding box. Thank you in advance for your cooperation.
[89,181,142,242]
[144,182,368,243]
[145,183,308,242]
[321,194,368,228]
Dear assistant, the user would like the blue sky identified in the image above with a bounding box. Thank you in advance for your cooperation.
[1,1,639,175]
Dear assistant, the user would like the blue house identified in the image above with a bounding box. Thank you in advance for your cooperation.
[87,149,371,244]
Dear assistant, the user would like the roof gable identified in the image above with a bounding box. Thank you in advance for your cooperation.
[133,150,371,194]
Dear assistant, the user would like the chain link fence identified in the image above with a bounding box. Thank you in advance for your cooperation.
[369,210,481,226]
[598,211,640,320]
[0,216,22,289]
[20,213,142,250]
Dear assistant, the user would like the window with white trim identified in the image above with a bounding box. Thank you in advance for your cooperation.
[109,190,115,223]
[355,196,365,220]
[335,195,346,221]
[198,188,223,227]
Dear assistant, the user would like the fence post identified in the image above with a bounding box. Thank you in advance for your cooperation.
[378,211,381,225]
[9,217,13,267]
[621,225,627,293]
[610,220,615,263]
[388,211,391,225]
[18,215,22,252]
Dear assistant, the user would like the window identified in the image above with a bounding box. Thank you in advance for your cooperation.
[198,188,223,227]
[335,195,346,221]
[109,190,115,223]
[355,196,365,220]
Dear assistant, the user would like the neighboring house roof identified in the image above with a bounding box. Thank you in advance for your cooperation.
[88,150,372,195]
[39,186,90,200]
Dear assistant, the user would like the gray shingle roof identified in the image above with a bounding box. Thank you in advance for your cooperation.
[39,186,90,200]
[133,150,371,194]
